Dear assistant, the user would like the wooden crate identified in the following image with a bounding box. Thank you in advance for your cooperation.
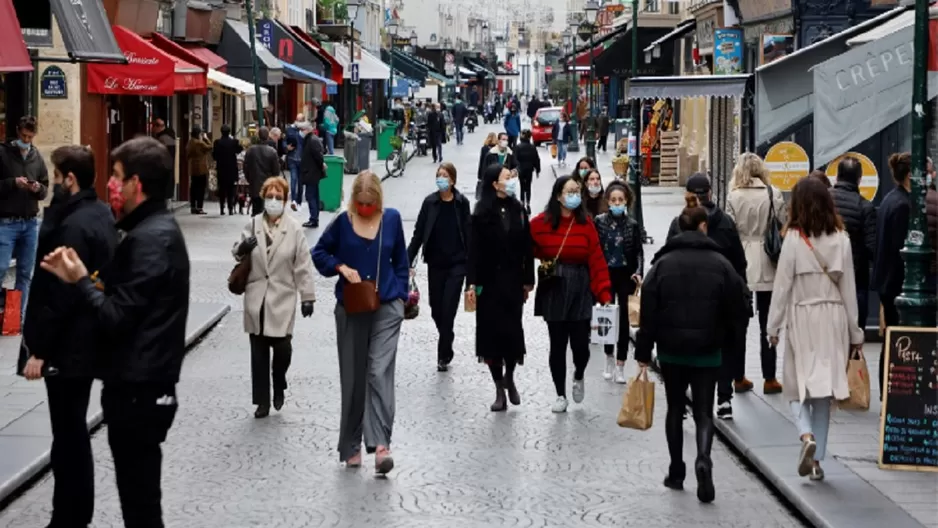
[658,131,680,187]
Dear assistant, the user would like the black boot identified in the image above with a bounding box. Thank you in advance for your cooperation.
[273,390,285,411]
[490,381,507,412]
[255,405,270,418]
[664,461,685,490]
[505,369,521,405]
[695,458,715,503]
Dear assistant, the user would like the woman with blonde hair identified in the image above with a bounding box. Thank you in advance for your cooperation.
[726,152,787,395]
[233,176,317,418]
[312,171,409,474]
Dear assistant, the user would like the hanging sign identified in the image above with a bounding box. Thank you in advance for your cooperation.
[824,151,880,201]
[40,66,68,99]
[350,62,360,85]
[764,141,810,192]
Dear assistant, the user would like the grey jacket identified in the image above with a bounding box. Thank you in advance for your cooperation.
[0,143,49,218]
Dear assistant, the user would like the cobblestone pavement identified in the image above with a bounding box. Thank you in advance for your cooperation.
[0,124,803,527]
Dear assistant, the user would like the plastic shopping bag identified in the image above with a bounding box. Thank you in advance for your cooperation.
[838,347,870,411]
[617,367,655,430]
[590,304,619,345]
[404,277,420,320]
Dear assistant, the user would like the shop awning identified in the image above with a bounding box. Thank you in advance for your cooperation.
[207,68,268,111]
[333,46,390,80]
[813,14,938,166]
[426,70,454,86]
[464,58,495,77]
[149,32,208,94]
[644,19,695,54]
[594,27,673,78]
[280,60,337,87]
[754,5,909,150]
[182,45,228,72]
[289,25,343,83]
[46,0,125,63]
[627,74,750,100]
[562,23,627,64]
[216,19,284,86]
[459,66,476,77]
[382,49,427,87]
[87,26,177,96]
[0,0,32,72]
[257,19,326,77]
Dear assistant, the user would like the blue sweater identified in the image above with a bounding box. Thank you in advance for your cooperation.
[312,208,410,304]
[504,113,521,136]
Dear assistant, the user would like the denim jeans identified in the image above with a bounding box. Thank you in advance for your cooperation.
[455,126,464,145]
[557,142,568,163]
[324,132,335,155]
[304,182,320,225]
[0,217,39,317]
[288,162,304,205]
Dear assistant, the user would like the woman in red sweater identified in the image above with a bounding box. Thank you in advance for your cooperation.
[531,175,612,413]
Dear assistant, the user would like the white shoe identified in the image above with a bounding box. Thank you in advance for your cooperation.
[614,365,627,384]
[603,356,615,380]
[572,379,585,403]
[552,396,568,413]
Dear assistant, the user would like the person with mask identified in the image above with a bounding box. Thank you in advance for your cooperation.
[243,127,281,216]
[667,172,747,420]
[0,115,48,318]
[594,180,641,383]
[407,162,471,372]
[570,157,596,185]
[636,192,748,504]
[513,129,541,214]
[597,107,611,153]
[583,169,607,217]
[451,95,468,146]
[483,132,518,174]
[39,136,190,528]
[530,176,612,413]
[233,176,316,418]
[551,112,573,167]
[17,145,117,528]
[285,113,309,211]
[467,163,534,411]
[213,124,243,215]
[504,104,522,149]
[312,171,409,474]
[427,103,446,163]
[299,122,326,228]
[321,102,339,155]
[186,126,212,215]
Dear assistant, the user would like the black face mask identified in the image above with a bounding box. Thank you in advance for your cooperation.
[51,184,69,205]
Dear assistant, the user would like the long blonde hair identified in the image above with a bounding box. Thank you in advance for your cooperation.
[730,152,770,190]
[347,170,384,215]
[483,132,498,147]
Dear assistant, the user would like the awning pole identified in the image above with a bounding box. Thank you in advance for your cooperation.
[895,0,937,327]
[244,0,265,127]
[629,0,647,243]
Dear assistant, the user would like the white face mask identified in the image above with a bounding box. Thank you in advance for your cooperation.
[265,198,284,217]
[499,140,508,149]
[588,185,602,196]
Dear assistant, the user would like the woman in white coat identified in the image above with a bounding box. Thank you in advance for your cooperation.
[233,177,317,418]
[766,177,864,481]
[726,152,788,394]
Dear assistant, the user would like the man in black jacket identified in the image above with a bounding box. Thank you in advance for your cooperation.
[299,124,325,228]
[40,136,190,528]
[212,125,242,215]
[427,103,446,163]
[19,145,117,528]
[451,95,467,146]
[243,127,281,216]
[830,156,877,330]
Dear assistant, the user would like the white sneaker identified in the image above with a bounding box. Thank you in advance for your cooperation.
[572,379,585,403]
[552,396,568,413]
[603,356,615,380]
[614,365,627,384]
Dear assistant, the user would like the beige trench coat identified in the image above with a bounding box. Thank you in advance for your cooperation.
[765,230,864,403]
[234,214,316,337]
[726,179,788,291]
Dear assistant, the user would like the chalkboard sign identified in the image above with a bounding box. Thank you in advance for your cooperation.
[40,66,67,99]
[878,326,938,472]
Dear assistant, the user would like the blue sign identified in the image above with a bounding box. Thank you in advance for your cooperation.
[258,20,274,50]
[713,29,743,75]
[350,62,360,85]
[40,66,67,99]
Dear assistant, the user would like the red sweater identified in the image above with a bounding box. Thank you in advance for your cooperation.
[530,212,612,304]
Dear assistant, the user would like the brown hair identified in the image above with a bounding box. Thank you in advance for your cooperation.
[51,145,96,189]
[17,115,38,133]
[483,132,498,147]
[785,176,844,238]
[438,162,457,185]
[809,169,831,188]
[260,176,289,201]
[605,179,634,207]
[889,152,911,184]
[678,192,708,231]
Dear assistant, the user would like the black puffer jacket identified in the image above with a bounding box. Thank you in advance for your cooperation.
[635,231,748,364]
[513,140,541,180]
[871,186,910,299]
[667,202,747,279]
[830,180,877,288]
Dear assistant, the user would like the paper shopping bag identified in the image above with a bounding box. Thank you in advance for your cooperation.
[627,277,642,327]
[549,143,558,158]
[1,289,22,336]
[590,304,619,345]
[838,348,870,411]
[617,367,655,430]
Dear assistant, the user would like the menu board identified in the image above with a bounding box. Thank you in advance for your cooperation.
[878,327,938,472]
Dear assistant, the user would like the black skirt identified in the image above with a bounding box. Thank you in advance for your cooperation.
[535,263,594,322]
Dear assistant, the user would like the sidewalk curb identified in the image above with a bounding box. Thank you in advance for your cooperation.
[0,304,230,507]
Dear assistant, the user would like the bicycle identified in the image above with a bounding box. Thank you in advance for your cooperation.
[383,134,417,181]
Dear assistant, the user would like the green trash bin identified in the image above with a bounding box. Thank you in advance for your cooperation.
[321,154,346,212]
[376,120,398,161]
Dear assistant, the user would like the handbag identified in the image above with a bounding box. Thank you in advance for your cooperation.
[228,218,256,295]
[627,276,642,327]
[343,217,383,314]
[764,185,783,263]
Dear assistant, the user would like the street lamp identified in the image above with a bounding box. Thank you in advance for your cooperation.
[346,0,362,125]
[583,0,600,160]
[387,17,399,115]
[526,49,531,95]
[566,24,579,153]
[629,0,646,241]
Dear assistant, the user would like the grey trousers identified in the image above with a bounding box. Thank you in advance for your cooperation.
[334,301,405,461]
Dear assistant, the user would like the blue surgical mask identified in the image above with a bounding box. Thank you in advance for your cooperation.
[563,193,582,210]
[609,204,627,217]
[13,139,30,158]
[436,177,451,192]
[578,168,589,177]
[504,178,519,197]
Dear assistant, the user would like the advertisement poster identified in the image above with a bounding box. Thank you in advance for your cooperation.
[714,29,743,75]
[761,34,794,65]
[764,141,810,192]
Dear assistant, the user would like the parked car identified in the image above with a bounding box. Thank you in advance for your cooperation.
[531,106,562,147]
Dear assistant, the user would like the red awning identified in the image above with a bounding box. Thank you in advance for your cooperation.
[87,26,175,96]
[0,0,33,72]
[567,45,604,68]
[181,45,228,72]
[290,25,343,84]
[148,33,207,94]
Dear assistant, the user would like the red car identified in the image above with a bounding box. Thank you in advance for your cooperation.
[531,106,562,147]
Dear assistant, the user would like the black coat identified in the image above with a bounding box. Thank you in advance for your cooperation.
[407,190,471,267]
[18,189,117,378]
[467,197,535,364]
[482,147,518,176]
[300,133,325,185]
[551,121,573,144]
[513,141,541,180]
[452,102,467,126]
[427,111,446,142]
[871,186,911,299]
[667,203,747,279]
[76,199,191,384]
[243,143,280,196]
[0,143,49,218]
[212,136,242,183]
[635,231,748,364]
[830,181,877,289]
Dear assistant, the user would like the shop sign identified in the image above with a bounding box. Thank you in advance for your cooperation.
[40,66,68,99]
[764,141,810,192]
[696,16,716,55]
[825,152,879,201]
[86,26,175,96]
[713,29,743,75]
[258,20,274,51]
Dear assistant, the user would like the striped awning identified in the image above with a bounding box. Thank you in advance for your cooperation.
[627,75,751,100]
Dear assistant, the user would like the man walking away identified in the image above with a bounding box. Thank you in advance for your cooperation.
[243,127,281,216]
[285,114,308,211]
[300,124,325,228]
[40,137,190,528]
[451,95,467,146]
[19,145,117,528]
[0,115,48,319]
[151,117,177,204]
[830,155,877,330]
[212,125,242,215]
[597,107,611,152]
[186,126,212,215]
[427,103,446,163]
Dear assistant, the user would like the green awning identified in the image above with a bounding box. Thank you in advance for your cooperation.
[427,70,455,86]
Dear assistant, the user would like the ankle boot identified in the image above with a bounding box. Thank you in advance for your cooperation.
[490,381,507,412]
[505,371,521,405]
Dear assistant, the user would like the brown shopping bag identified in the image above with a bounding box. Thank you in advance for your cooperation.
[838,347,870,411]
[549,143,558,159]
[627,276,642,327]
[617,367,655,430]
